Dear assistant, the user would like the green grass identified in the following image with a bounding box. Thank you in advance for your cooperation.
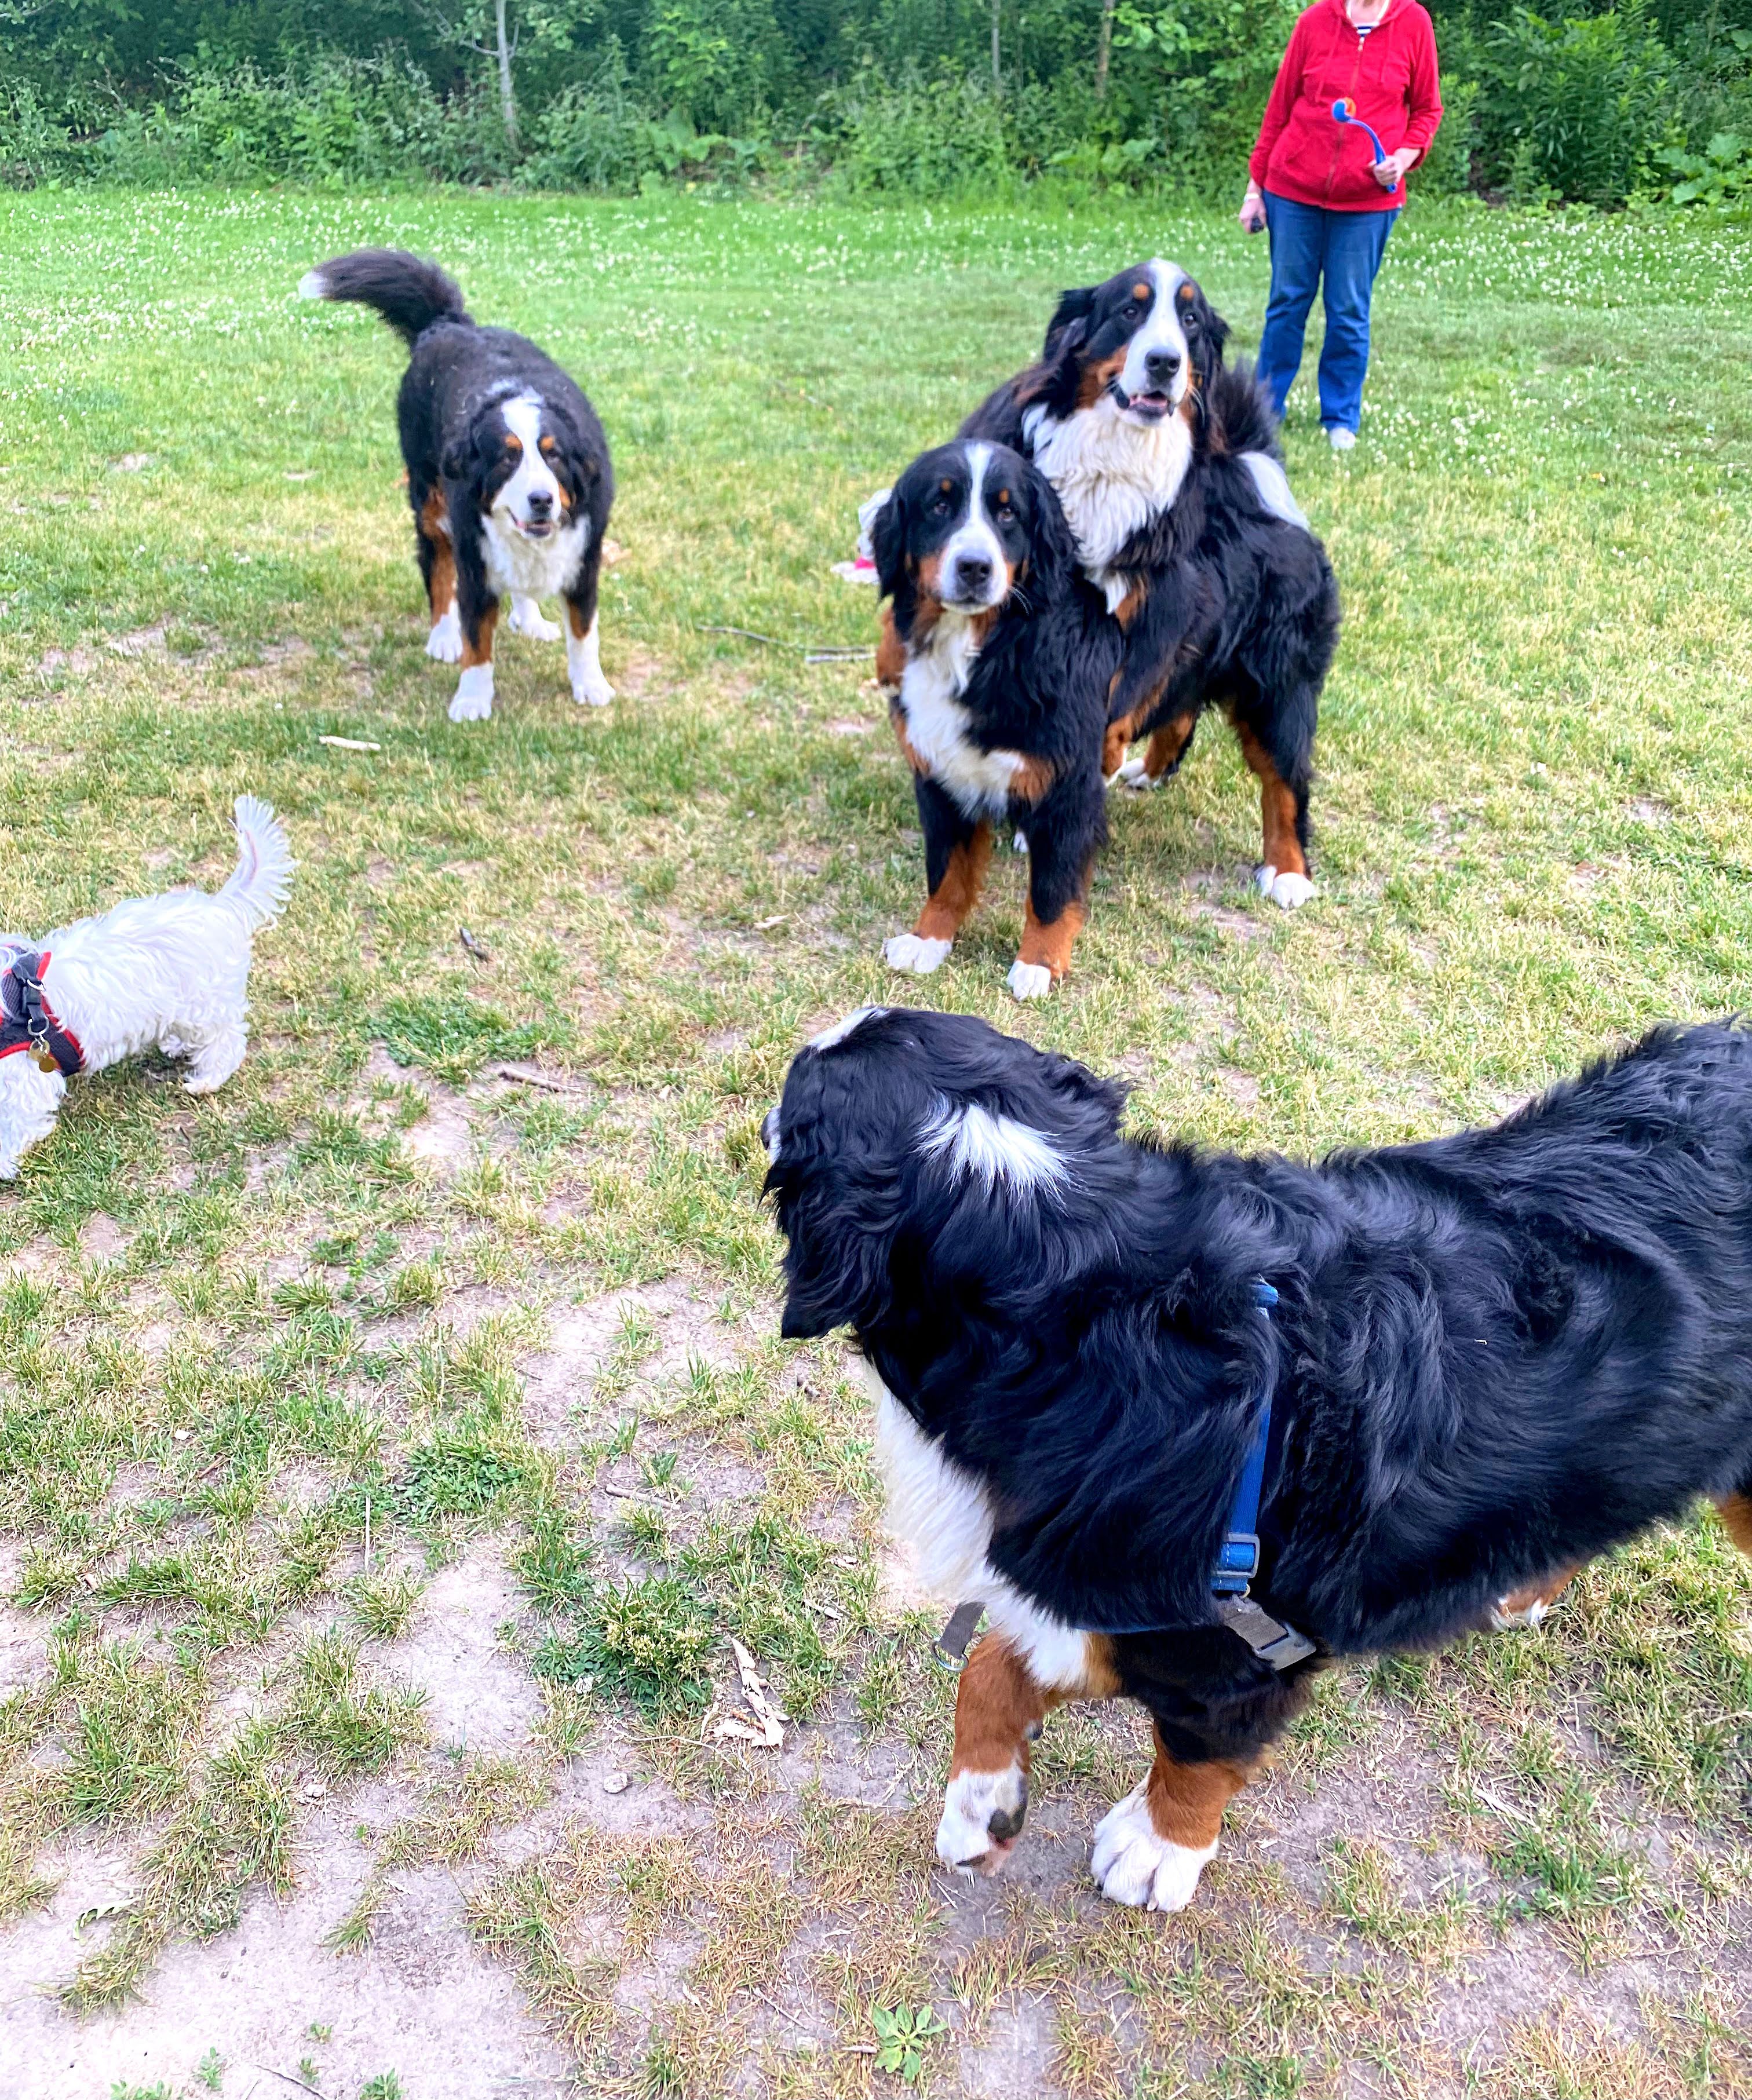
[2,184,1751,2095]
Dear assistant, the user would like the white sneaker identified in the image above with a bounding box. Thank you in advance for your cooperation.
[1327,426,1356,452]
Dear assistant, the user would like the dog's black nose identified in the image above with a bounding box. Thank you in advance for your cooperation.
[1145,348,1181,388]
[526,488,554,517]
[952,554,992,596]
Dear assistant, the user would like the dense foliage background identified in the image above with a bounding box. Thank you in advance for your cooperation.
[1,0,1749,203]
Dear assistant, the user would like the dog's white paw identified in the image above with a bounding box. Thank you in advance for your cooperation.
[448,669,495,724]
[885,933,952,976]
[936,1764,1027,1875]
[426,605,463,663]
[1490,1595,1552,1632]
[1117,758,1160,791]
[1006,960,1054,1002]
[1012,830,1029,855]
[570,671,616,708]
[1256,866,1315,910]
[1089,1784,1217,1912]
[508,596,563,642]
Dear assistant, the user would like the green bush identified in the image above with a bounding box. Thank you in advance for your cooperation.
[0,83,74,189]
[1657,125,1752,201]
[810,63,1016,195]
[1418,75,1480,192]
[9,52,513,190]
[3,0,1747,203]
[1473,2,1674,202]
[520,43,653,191]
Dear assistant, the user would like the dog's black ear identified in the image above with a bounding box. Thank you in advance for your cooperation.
[440,427,478,483]
[776,1189,896,1339]
[1043,284,1097,357]
[549,417,601,494]
[1021,461,1076,601]
[1186,284,1231,380]
[1041,1050,1129,1142]
[871,484,907,601]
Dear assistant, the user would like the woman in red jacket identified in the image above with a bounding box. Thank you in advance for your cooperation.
[1241,0,1442,448]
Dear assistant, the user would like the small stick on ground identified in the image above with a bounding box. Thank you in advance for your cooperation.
[250,2069,325,2099]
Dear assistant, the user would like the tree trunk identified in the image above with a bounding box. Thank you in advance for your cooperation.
[990,0,1001,90]
[1095,0,1116,100]
[495,0,519,149]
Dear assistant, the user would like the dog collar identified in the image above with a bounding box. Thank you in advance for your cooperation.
[933,1280,1317,1674]
[0,949,83,1077]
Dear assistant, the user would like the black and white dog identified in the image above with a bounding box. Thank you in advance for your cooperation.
[765,1006,1752,1911]
[874,441,1122,999]
[964,262,1341,908]
[300,249,615,725]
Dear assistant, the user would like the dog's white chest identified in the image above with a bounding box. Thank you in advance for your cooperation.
[480,512,591,603]
[866,1363,1090,1690]
[899,619,1025,820]
[1027,402,1192,583]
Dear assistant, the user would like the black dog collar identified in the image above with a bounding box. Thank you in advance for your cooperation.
[0,949,83,1077]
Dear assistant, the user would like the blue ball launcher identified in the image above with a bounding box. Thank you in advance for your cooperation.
[1332,97,1389,167]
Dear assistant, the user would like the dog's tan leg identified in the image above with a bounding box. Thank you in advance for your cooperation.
[1237,724,1313,908]
[1090,1730,1257,1911]
[914,824,993,945]
[420,491,461,664]
[565,596,614,707]
[448,601,499,725]
[1116,710,1198,793]
[1715,1492,1752,1555]
[1102,711,1139,781]
[1491,1564,1581,1630]
[1008,900,1087,1002]
[935,1631,1117,1873]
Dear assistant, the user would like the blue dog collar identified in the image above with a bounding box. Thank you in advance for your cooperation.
[932,1279,1318,1673]
[1211,1280,1278,1595]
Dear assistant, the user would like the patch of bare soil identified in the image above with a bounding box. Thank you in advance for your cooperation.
[0,1823,567,2100]
[519,1277,740,1447]
[0,1544,47,1696]
[76,1212,129,1263]
[377,1542,541,1755]
[400,1085,476,1175]
[957,2000,1068,2098]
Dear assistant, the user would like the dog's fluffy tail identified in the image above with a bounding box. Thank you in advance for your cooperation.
[222,795,294,932]
[298,249,469,345]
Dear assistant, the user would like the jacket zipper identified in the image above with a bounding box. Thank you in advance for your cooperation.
[1323,7,1385,205]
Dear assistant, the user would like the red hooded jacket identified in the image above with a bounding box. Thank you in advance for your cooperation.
[1249,0,1443,213]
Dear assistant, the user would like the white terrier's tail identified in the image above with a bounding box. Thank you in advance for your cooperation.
[222,795,295,931]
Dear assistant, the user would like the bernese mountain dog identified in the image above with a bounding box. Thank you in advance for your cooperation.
[300,249,615,725]
[962,261,1341,910]
[764,1006,1752,1911]
[873,440,1122,1000]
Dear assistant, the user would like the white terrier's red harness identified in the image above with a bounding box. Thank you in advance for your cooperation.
[0,950,85,1077]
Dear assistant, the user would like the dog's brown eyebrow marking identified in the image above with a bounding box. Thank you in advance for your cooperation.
[995,488,1012,505]
[1132,282,1151,301]
[1177,282,1195,304]
[939,478,955,494]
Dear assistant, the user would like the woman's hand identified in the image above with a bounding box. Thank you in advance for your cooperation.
[1239,184,1268,233]
[1373,147,1417,189]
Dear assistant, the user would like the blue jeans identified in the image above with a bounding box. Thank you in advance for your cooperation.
[1256,193,1398,435]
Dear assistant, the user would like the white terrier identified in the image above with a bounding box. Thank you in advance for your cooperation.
[0,795,293,1179]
